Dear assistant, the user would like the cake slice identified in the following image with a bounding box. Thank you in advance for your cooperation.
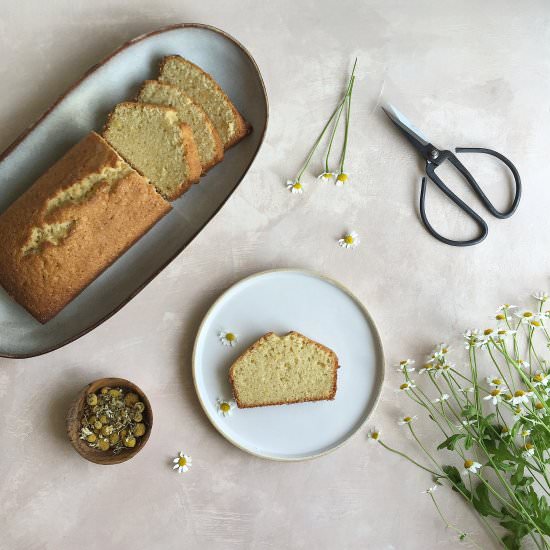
[158,55,250,149]
[103,102,201,200]
[137,80,223,174]
[229,332,339,408]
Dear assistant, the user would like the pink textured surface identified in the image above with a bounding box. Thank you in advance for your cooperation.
[0,1,548,548]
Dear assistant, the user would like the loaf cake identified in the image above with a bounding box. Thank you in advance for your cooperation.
[229,332,339,408]
[158,55,250,149]
[0,132,171,323]
[137,80,223,174]
[103,102,202,200]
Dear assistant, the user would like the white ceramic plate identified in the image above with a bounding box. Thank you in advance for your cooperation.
[0,24,268,358]
[193,269,385,461]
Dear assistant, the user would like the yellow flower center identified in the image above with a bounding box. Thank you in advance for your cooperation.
[403,416,412,423]
[400,383,409,390]
[490,389,501,397]
[514,407,522,415]
[464,460,474,469]
[525,443,534,450]
[514,390,526,397]
[492,378,503,386]
[504,393,513,401]
[536,402,545,410]
[523,311,533,318]
[400,360,408,365]
[344,235,354,244]
[501,426,509,433]
[531,320,542,327]
[422,364,431,370]
[534,374,543,382]
[371,431,379,440]
[337,173,348,182]
[442,348,448,354]
[498,330,506,335]
[293,182,302,190]
[220,402,231,413]
[225,333,236,342]
[484,328,493,336]
[496,314,505,320]
[178,457,187,467]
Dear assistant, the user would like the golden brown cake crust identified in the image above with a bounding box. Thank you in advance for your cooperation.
[0,132,171,323]
[229,331,339,408]
[159,55,251,150]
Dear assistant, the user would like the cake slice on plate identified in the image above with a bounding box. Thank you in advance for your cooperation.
[229,331,339,408]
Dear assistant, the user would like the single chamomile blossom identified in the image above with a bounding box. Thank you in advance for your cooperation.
[496,304,517,312]
[397,381,416,392]
[462,459,482,475]
[317,172,335,183]
[457,419,476,429]
[286,180,304,194]
[395,359,415,372]
[486,376,504,388]
[431,362,454,378]
[493,310,511,322]
[459,386,475,394]
[495,328,516,342]
[419,363,434,375]
[535,402,547,415]
[367,428,381,442]
[533,291,549,303]
[532,372,550,387]
[515,309,542,323]
[398,415,417,425]
[527,318,544,329]
[338,231,360,249]
[463,329,482,349]
[512,406,525,422]
[335,172,350,186]
[511,389,534,405]
[483,388,504,405]
[172,452,192,473]
[520,429,532,438]
[422,485,439,494]
[522,443,535,458]
[517,359,530,370]
[219,330,238,347]
[432,394,450,403]
[216,398,236,417]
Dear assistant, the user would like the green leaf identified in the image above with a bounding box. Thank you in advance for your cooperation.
[442,465,471,499]
[472,482,503,518]
[464,434,473,450]
[437,434,465,451]
[501,533,521,550]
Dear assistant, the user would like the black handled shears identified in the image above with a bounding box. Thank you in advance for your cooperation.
[382,104,521,247]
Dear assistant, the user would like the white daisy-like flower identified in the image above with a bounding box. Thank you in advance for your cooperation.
[459,386,475,394]
[398,415,417,425]
[463,329,482,349]
[457,419,476,429]
[533,291,549,303]
[493,310,511,322]
[216,398,236,417]
[496,304,517,312]
[432,394,450,403]
[527,318,544,330]
[520,429,531,438]
[462,459,482,475]
[395,359,415,372]
[532,372,550,387]
[286,179,304,194]
[317,172,335,183]
[517,359,530,370]
[483,388,504,405]
[535,402,547,415]
[335,172,350,186]
[515,309,542,322]
[495,328,516,342]
[430,343,450,360]
[367,428,381,442]
[218,330,238,347]
[522,443,535,458]
[511,389,534,405]
[397,381,416,392]
[431,362,454,378]
[172,452,192,473]
[486,376,505,388]
[419,363,434,375]
[338,230,360,249]
[422,485,439,494]
[512,406,525,422]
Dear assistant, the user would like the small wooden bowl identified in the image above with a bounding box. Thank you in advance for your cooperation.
[66,377,153,465]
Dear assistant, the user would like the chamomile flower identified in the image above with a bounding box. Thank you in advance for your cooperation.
[429,343,450,361]
[493,310,511,322]
[486,376,504,388]
[496,304,517,312]
[338,231,360,249]
[395,359,415,372]
[527,318,544,329]
[515,309,541,322]
[397,381,416,392]
[335,172,350,186]
[317,172,335,183]
[533,291,549,303]
[286,179,304,194]
[522,443,535,458]
[432,394,450,403]
[512,389,534,405]
[512,406,525,422]
[535,402,547,415]
[463,329,482,349]
[419,363,434,375]
[483,388,504,405]
[459,386,475,394]
[495,328,516,342]
[532,372,550,387]
[520,428,532,438]
[422,485,439,494]
[398,415,417,425]
[431,362,454,378]
[367,428,381,442]
[216,398,236,417]
[517,359,530,370]
[219,330,238,347]
[172,452,192,473]
[458,419,477,429]
[462,459,482,475]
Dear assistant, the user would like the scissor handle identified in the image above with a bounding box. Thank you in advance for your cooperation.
[453,147,521,219]
[420,169,488,247]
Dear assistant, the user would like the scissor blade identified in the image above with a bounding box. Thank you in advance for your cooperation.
[382,103,431,150]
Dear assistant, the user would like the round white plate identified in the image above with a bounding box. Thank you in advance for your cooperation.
[192,269,385,461]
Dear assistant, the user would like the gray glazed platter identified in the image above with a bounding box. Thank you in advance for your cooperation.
[0,23,268,358]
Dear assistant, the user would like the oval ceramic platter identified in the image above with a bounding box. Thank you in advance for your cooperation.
[193,270,385,460]
[0,24,268,358]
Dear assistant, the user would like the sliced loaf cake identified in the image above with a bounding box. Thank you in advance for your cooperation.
[103,102,201,200]
[229,332,339,408]
[137,80,223,174]
[158,55,249,149]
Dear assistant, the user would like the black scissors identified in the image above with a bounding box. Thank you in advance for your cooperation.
[382,104,521,247]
